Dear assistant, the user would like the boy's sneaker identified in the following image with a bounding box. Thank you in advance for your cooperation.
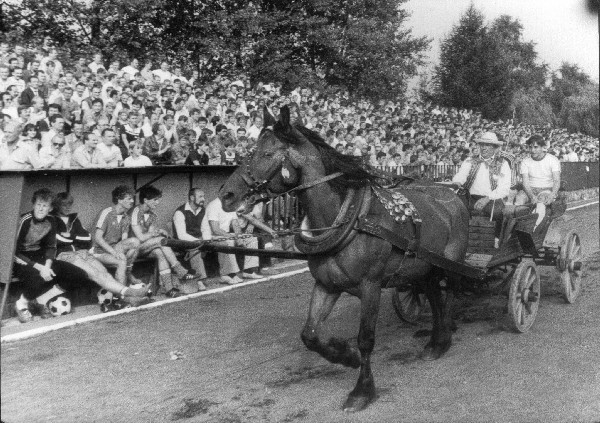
[219,275,238,285]
[32,300,53,319]
[16,306,33,323]
[242,272,262,280]
[197,280,207,291]
[121,296,153,307]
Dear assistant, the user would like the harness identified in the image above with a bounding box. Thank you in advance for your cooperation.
[238,149,344,204]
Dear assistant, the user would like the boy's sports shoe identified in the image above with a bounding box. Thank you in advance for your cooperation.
[16,306,33,323]
[31,300,53,319]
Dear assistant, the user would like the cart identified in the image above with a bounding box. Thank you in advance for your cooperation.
[392,197,583,333]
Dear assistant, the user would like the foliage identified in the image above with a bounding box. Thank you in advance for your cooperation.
[558,82,599,137]
[510,88,555,127]
[3,0,429,101]
[434,6,549,121]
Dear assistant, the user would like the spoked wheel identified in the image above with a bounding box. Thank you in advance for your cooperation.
[508,261,540,333]
[559,231,583,304]
[392,288,427,325]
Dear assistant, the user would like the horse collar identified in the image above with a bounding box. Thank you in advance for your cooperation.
[295,186,371,255]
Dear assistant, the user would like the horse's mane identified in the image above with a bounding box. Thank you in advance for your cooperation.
[273,122,412,191]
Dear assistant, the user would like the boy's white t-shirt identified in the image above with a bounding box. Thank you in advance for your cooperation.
[520,153,561,189]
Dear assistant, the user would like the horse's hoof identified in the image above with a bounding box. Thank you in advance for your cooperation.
[346,349,361,369]
[413,329,431,338]
[421,341,451,361]
[342,393,374,413]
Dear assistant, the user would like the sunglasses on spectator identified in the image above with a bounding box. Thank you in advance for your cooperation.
[53,142,65,146]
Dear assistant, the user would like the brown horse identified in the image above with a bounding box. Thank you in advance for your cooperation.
[219,106,469,412]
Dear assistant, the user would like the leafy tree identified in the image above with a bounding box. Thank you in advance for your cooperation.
[434,5,513,119]
[510,88,555,127]
[559,82,599,137]
[434,6,549,121]
[4,0,429,100]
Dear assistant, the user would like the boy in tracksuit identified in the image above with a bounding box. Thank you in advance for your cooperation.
[13,188,90,323]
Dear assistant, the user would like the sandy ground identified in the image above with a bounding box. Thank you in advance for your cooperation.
[1,205,598,423]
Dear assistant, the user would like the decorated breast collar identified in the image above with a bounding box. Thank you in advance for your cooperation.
[372,185,422,224]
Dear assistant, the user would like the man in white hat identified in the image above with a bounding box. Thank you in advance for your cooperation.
[452,131,511,220]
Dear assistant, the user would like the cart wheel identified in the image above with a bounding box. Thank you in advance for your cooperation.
[508,261,540,333]
[560,231,583,304]
[392,288,427,325]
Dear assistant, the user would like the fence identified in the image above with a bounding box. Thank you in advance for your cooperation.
[267,161,599,233]
[377,162,599,189]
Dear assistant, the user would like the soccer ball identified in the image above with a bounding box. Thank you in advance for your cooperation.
[97,289,114,305]
[48,296,71,316]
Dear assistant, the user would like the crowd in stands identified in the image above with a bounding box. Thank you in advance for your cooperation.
[0,40,598,173]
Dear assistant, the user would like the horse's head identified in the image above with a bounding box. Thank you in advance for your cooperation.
[219,105,306,213]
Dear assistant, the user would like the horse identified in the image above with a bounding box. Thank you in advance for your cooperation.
[219,105,469,412]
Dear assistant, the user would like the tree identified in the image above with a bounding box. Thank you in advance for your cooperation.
[4,0,429,100]
[246,0,430,100]
[434,6,550,121]
[434,5,512,119]
[559,82,599,137]
[510,88,555,127]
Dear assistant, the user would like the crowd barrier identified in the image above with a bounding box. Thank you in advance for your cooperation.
[376,162,599,191]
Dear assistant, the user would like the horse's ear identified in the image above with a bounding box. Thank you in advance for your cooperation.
[279,105,291,127]
[263,106,276,128]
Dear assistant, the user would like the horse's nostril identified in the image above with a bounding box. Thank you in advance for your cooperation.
[222,192,234,199]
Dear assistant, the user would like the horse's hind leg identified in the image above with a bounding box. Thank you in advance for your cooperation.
[422,271,453,361]
[343,280,381,413]
[301,282,360,368]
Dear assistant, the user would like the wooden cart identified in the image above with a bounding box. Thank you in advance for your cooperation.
[392,200,583,333]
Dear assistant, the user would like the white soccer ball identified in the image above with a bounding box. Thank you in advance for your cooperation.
[48,296,72,316]
[97,288,114,305]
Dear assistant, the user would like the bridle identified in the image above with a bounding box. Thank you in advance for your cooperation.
[238,149,285,204]
[238,130,343,205]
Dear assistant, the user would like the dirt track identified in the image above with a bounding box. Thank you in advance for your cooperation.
[1,206,599,423]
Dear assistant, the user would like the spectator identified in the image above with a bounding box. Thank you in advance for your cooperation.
[65,121,84,154]
[92,185,141,286]
[123,141,152,167]
[186,140,210,165]
[170,135,190,165]
[19,75,40,107]
[130,185,205,296]
[39,134,71,169]
[40,113,65,148]
[96,127,123,167]
[0,123,44,170]
[143,122,171,165]
[72,132,107,168]
[88,53,105,74]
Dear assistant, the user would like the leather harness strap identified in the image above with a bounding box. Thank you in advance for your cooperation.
[355,216,485,280]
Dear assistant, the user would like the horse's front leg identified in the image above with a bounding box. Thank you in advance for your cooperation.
[301,282,360,368]
[343,280,381,412]
[422,272,453,361]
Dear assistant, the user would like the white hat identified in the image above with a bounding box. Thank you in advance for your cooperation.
[476,131,503,145]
